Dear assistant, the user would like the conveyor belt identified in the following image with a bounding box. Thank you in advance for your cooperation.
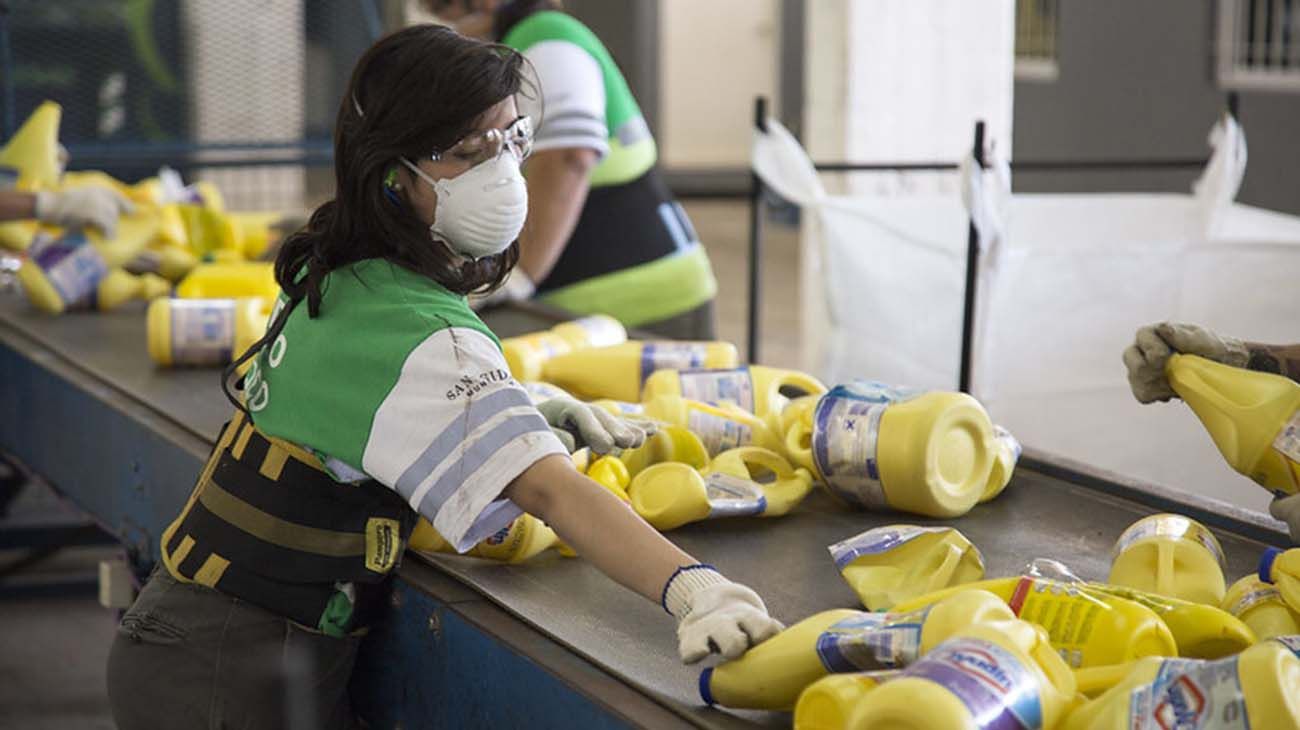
[0,293,1291,729]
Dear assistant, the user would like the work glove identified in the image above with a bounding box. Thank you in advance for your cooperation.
[536,397,647,455]
[35,186,135,239]
[1270,492,1300,545]
[1123,322,1249,404]
[663,565,783,664]
[469,268,534,311]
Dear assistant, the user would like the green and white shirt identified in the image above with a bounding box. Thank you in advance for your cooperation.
[244,259,567,553]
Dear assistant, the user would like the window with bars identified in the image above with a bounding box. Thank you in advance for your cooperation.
[1015,0,1060,81]
[1218,0,1300,90]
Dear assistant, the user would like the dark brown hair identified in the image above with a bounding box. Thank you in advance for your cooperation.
[223,25,526,410]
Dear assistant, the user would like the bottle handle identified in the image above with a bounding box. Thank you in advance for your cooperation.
[777,373,828,400]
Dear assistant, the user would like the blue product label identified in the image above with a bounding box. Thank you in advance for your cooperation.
[829,525,952,570]
[677,368,755,412]
[1128,656,1249,730]
[703,472,767,519]
[639,342,707,385]
[30,231,108,307]
[810,381,926,509]
[902,638,1043,730]
[815,607,930,673]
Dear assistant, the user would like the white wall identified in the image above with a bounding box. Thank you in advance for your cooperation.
[658,0,781,169]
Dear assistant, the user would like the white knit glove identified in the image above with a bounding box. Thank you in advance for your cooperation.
[663,565,783,664]
[1270,492,1300,545]
[469,268,534,311]
[35,187,135,239]
[1123,322,1249,404]
[536,397,647,455]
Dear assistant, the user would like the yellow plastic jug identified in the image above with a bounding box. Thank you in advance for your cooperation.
[176,261,280,301]
[981,426,1022,503]
[1061,641,1300,730]
[130,242,200,282]
[146,297,270,367]
[1108,513,1228,605]
[641,394,785,457]
[228,210,288,260]
[845,619,1078,730]
[793,670,900,730]
[641,365,826,422]
[828,525,985,611]
[540,340,738,402]
[1260,547,1300,613]
[1168,353,1300,497]
[701,589,1017,711]
[618,425,709,477]
[627,447,812,530]
[94,269,170,311]
[16,213,165,313]
[1223,574,1300,640]
[0,101,62,191]
[586,455,631,502]
[501,315,627,382]
[890,576,1179,668]
[786,382,996,518]
[408,514,559,563]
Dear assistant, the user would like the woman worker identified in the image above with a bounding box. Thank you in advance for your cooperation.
[427,0,719,340]
[105,26,779,729]
[1124,321,1300,543]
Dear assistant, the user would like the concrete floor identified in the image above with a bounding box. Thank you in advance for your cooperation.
[0,199,803,728]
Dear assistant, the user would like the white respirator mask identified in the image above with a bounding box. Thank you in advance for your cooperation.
[401,154,528,260]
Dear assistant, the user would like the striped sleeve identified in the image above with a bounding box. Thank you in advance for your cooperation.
[521,40,609,158]
[360,327,568,553]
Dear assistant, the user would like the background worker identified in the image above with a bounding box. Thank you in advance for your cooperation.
[1124,321,1300,542]
[0,186,134,238]
[105,27,778,729]
[427,0,720,340]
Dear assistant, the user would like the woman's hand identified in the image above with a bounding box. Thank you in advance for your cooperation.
[535,397,646,454]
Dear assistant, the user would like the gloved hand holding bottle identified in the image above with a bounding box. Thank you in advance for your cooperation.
[536,396,649,454]
[34,186,136,239]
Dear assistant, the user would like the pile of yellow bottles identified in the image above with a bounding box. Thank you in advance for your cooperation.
[692,509,1300,729]
[0,101,287,367]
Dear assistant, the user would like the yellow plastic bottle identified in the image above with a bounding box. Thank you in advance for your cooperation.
[586,455,631,502]
[130,242,200,282]
[16,215,165,313]
[617,425,709,477]
[847,619,1078,730]
[0,101,62,191]
[1060,641,1300,730]
[1168,353,1300,497]
[540,340,738,402]
[407,514,559,563]
[1260,547,1300,613]
[501,315,627,382]
[1108,513,1228,605]
[94,269,171,310]
[146,297,271,367]
[176,261,280,300]
[641,365,826,423]
[793,670,900,730]
[828,525,985,611]
[227,210,288,260]
[627,447,812,530]
[786,382,996,518]
[641,395,785,457]
[890,576,1179,668]
[1223,574,1300,640]
[701,589,1017,711]
[981,426,1022,503]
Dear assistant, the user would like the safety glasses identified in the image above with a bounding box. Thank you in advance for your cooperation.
[428,115,533,166]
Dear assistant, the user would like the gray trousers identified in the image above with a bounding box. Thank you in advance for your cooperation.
[107,570,362,730]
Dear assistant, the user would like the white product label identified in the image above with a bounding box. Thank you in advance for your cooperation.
[1226,585,1283,617]
[901,637,1043,730]
[571,316,624,347]
[814,608,930,673]
[1272,410,1300,468]
[1273,635,1300,658]
[703,472,767,519]
[1113,514,1226,568]
[995,425,1023,463]
[829,525,955,570]
[810,382,925,510]
[30,231,108,307]
[677,368,755,412]
[1128,657,1250,730]
[639,342,707,384]
[686,408,751,456]
[169,299,236,365]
